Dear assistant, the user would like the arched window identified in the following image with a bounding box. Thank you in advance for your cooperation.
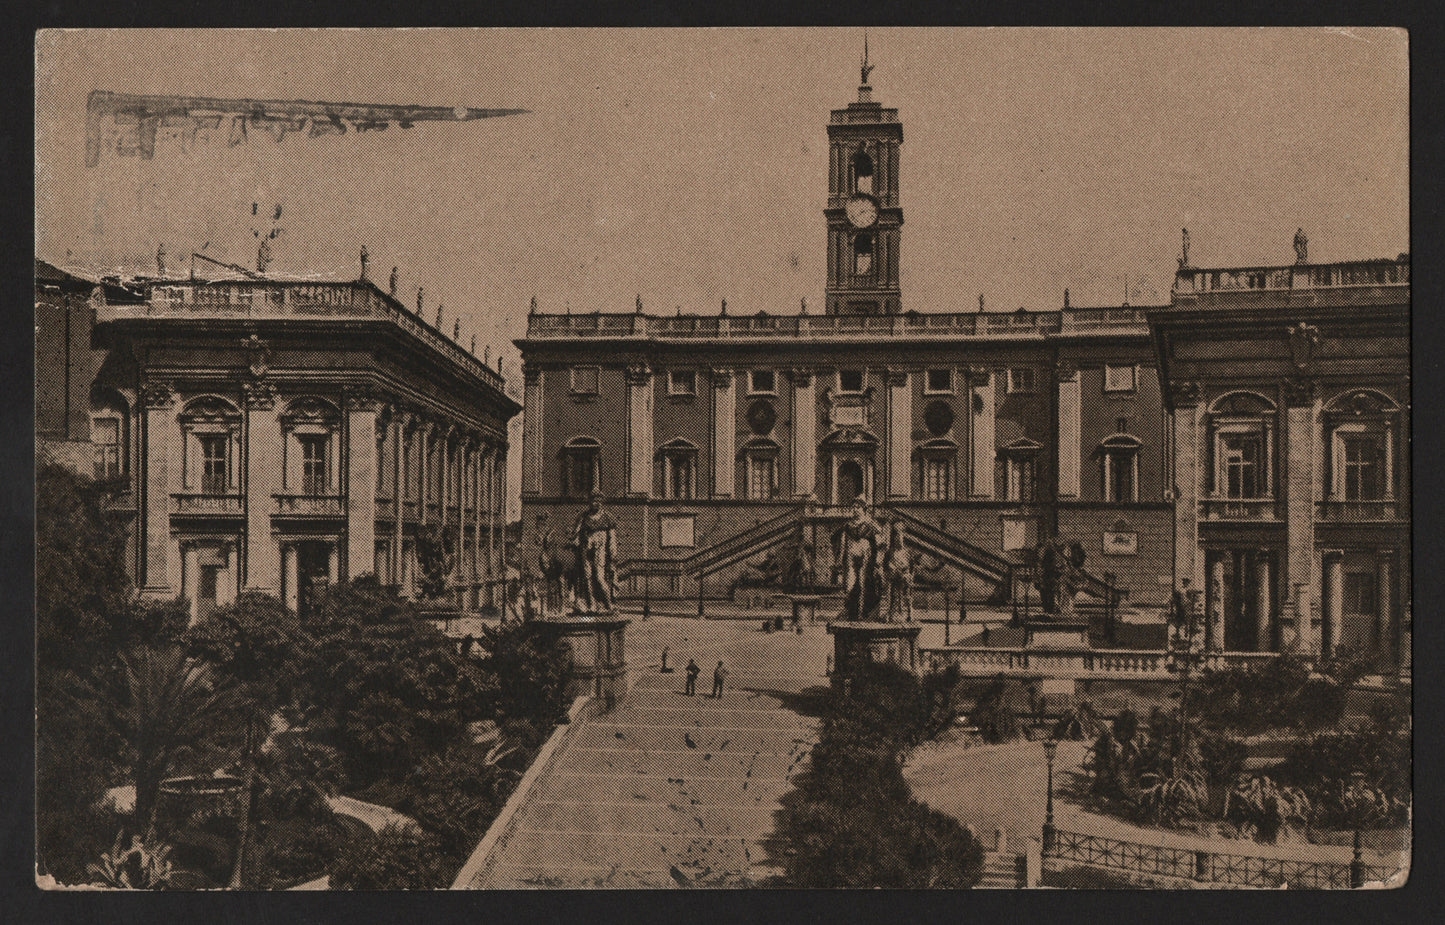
[1099,434,1143,502]
[1000,438,1043,503]
[89,388,129,482]
[657,438,699,500]
[1207,392,1276,500]
[561,437,602,498]
[1323,390,1399,503]
[179,396,243,495]
[280,397,341,496]
[853,234,874,277]
[853,148,874,195]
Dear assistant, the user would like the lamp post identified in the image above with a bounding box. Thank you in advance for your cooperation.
[943,586,951,646]
[1349,770,1367,889]
[1104,571,1117,645]
[1043,737,1059,853]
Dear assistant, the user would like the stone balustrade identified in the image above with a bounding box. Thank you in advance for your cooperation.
[921,645,1281,679]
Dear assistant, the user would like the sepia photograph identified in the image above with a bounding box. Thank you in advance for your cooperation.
[34,27,1409,890]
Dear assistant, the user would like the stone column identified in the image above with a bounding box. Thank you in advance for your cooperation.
[485,445,497,609]
[282,544,299,611]
[140,381,178,598]
[472,443,484,610]
[1323,549,1344,659]
[791,368,816,498]
[522,363,543,496]
[1254,550,1273,652]
[182,543,200,624]
[1207,553,1227,652]
[243,382,281,594]
[345,391,378,581]
[218,543,237,608]
[392,412,408,587]
[626,363,654,497]
[1056,363,1082,499]
[712,368,735,497]
[1284,378,1318,652]
[887,369,912,499]
[970,368,995,498]
[417,421,432,526]
[1169,382,1205,594]
[1378,551,1394,663]
[327,543,340,585]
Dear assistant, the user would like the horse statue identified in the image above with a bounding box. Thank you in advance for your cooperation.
[882,518,913,623]
[536,528,577,616]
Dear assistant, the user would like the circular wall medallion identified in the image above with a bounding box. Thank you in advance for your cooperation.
[924,400,955,437]
[747,398,777,434]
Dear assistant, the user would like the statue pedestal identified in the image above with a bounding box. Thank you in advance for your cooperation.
[531,614,630,707]
[786,594,822,625]
[1023,617,1090,649]
[827,621,922,679]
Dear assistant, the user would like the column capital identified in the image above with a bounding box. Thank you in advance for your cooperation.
[140,380,175,409]
[1168,380,1203,406]
[885,368,911,387]
[788,367,814,387]
[242,380,277,410]
[625,362,653,385]
[1282,377,1315,406]
[1055,360,1079,382]
[709,367,734,388]
[1378,548,1397,562]
[343,386,378,412]
[522,361,542,385]
[968,366,991,383]
[1322,548,1346,561]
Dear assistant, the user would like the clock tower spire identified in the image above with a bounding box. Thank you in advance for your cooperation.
[825,43,903,315]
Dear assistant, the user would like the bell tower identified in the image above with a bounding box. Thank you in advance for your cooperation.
[825,40,904,316]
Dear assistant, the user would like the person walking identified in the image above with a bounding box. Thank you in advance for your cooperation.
[711,661,729,699]
[685,658,700,696]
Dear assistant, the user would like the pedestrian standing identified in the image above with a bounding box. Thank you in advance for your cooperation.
[685,658,700,696]
[711,661,729,699]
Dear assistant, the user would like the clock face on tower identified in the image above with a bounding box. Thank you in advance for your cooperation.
[845,195,878,229]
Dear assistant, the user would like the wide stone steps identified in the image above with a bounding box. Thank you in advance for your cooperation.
[977,852,1026,889]
[508,799,781,837]
[536,771,795,806]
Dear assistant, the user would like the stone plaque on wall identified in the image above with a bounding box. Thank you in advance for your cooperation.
[1103,531,1139,556]
[660,514,696,548]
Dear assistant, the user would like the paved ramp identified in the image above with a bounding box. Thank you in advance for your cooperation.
[464,618,830,888]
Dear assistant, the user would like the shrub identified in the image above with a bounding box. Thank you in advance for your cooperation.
[476,622,573,728]
[329,824,452,890]
[1223,775,1312,844]
[1052,699,1104,741]
[87,831,178,890]
[971,678,1021,744]
[397,740,521,863]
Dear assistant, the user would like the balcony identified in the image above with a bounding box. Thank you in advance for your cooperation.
[1316,499,1402,522]
[274,494,344,517]
[523,306,1149,343]
[1200,496,1278,522]
[172,493,244,516]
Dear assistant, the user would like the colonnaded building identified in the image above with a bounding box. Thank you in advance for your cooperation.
[516,70,1410,665]
[36,257,518,620]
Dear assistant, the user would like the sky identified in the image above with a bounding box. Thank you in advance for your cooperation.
[35,28,1410,520]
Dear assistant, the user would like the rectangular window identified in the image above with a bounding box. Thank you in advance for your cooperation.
[1106,452,1136,502]
[200,434,229,494]
[923,458,950,501]
[566,451,599,498]
[570,365,599,395]
[1343,436,1383,501]
[92,417,122,481]
[926,368,954,394]
[749,369,775,394]
[1104,364,1137,393]
[839,369,864,393]
[747,455,777,500]
[1221,433,1262,499]
[668,369,696,396]
[300,435,328,496]
[665,454,695,500]
[1343,571,1377,616]
[1008,368,1036,394]
[1007,456,1036,502]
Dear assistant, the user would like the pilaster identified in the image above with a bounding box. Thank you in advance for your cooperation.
[887,368,912,499]
[969,368,995,498]
[522,362,543,496]
[1056,363,1081,498]
[791,368,816,498]
[1169,380,1204,594]
[345,389,378,581]
[712,368,735,497]
[1283,377,1317,653]
[140,381,177,597]
[243,381,281,594]
[627,363,654,497]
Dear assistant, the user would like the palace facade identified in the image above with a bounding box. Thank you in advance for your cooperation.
[1153,253,1409,664]
[517,75,1175,613]
[36,258,519,619]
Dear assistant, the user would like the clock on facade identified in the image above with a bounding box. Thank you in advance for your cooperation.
[845,195,878,229]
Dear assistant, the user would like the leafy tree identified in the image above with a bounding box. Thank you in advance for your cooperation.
[69,646,241,838]
[186,592,304,886]
[413,525,454,600]
[329,823,452,890]
[397,739,520,864]
[476,621,573,727]
[295,576,494,785]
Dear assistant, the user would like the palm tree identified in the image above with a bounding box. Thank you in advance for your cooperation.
[72,645,241,839]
